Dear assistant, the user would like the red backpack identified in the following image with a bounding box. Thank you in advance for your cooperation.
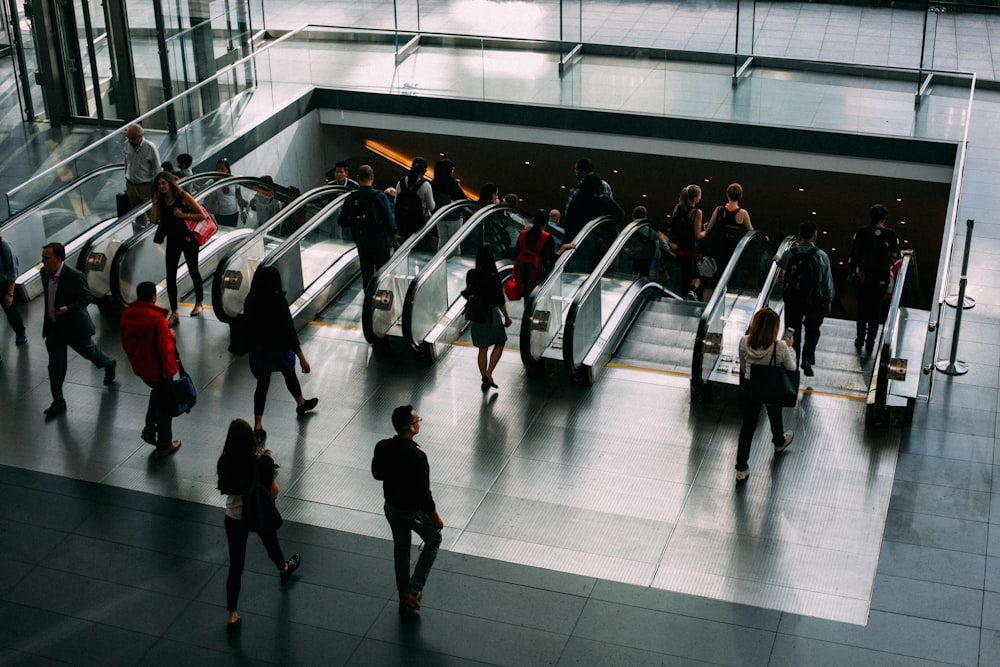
[504,230,549,300]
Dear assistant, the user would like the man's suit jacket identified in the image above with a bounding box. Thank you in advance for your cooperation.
[40,263,96,340]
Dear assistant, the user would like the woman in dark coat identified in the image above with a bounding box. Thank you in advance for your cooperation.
[464,243,512,390]
[217,419,300,634]
[243,266,317,443]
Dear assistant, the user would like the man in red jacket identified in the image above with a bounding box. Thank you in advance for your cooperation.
[120,281,181,458]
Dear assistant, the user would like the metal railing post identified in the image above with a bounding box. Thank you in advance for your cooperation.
[936,218,974,376]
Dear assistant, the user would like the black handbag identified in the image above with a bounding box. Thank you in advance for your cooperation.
[242,458,283,533]
[749,343,800,407]
[170,358,197,416]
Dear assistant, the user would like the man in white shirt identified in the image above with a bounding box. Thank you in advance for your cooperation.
[124,124,161,208]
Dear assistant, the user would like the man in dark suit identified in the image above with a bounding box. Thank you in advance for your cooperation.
[40,242,116,417]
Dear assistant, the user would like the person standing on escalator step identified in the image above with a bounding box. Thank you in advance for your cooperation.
[151,172,205,327]
[776,220,834,377]
[849,204,902,355]
[339,165,398,293]
[124,124,161,209]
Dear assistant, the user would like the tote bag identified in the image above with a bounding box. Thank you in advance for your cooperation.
[749,344,799,408]
[186,205,218,245]
[242,460,283,532]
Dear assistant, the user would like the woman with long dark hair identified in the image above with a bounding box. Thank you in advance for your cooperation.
[735,307,796,483]
[151,170,204,326]
[243,266,318,443]
[217,419,300,633]
[464,243,512,390]
[431,159,466,210]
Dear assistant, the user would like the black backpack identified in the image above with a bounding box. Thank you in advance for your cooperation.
[339,192,385,248]
[395,178,425,239]
[782,245,819,303]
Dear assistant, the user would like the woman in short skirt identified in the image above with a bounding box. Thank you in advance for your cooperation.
[465,243,512,390]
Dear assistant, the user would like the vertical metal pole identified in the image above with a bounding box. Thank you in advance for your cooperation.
[935,219,973,375]
[153,0,177,134]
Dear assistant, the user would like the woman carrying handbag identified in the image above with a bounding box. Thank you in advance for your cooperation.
[736,307,797,483]
[216,419,301,634]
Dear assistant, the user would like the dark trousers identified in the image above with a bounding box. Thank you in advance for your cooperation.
[143,379,174,449]
[253,370,302,416]
[165,241,203,311]
[358,246,390,295]
[1,282,25,334]
[384,501,442,600]
[45,333,114,401]
[783,300,824,367]
[855,284,886,349]
[736,381,785,471]
[224,515,286,612]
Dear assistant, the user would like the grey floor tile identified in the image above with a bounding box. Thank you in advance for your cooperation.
[557,636,712,666]
[883,509,989,554]
[878,541,986,589]
[138,637,280,666]
[769,634,958,667]
[572,598,774,665]
[346,638,494,666]
[889,479,991,522]
[870,573,983,626]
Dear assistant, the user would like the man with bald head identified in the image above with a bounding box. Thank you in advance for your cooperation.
[124,124,161,208]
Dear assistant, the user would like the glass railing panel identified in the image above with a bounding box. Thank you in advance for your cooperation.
[295,197,355,288]
[696,232,773,387]
[367,201,481,340]
[408,206,531,346]
[3,166,123,279]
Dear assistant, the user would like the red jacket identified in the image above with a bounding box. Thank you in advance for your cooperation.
[120,300,178,381]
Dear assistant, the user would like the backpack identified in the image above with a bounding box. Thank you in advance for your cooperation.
[782,245,820,303]
[339,192,385,248]
[395,178,425,239]
[852,226,893,287]
[504,230,549,300]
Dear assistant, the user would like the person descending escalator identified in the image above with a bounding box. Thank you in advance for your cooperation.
[339,165,398,293]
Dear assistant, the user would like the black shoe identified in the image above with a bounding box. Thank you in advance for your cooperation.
[280,553,301,582]
[226,617,242,634]
[865,343,875,355]
[854,337,864,350]
[44,399,67,417]
[296,398,318,417]
[15,331,27,346]
[141,429,157,446]
[103,360,117,386]
[254,428,267,444]
[802,363,814,377]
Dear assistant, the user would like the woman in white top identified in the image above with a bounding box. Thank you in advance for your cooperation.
[216,419,300,634]
[736,307,796,483]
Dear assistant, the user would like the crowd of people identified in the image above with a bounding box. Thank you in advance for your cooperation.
[0,135,910,629]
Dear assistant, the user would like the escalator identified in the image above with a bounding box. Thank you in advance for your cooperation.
[111,177,315,310]
[517,216,630,375]
[2,165,125,301]
[562,229,782,393]
[360,200,496,351]
[212,187,356,348]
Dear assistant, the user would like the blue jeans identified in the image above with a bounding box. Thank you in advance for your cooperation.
[384,501,442,600]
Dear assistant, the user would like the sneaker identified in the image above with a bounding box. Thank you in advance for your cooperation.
[15,331,27,346]
[686,290,699,301]
[296,397,318,417]
[802,362,814,377]
[865,343,875,355]
[254,428,267,445]
[735,469,749,483]
[854,337,864,350]
[141,429,157,446]
[774,431,793,454]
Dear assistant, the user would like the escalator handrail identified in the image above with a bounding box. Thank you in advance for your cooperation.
[873,251,914,418]
[519,215,628,371]
[2,164,124,223]
[752,235,797,314]
[401,203,527,351]
[691,230,772,393]
[108,176,290,308]
[562,219,660,377]
[211,184,350,323]
[361,199,484,344]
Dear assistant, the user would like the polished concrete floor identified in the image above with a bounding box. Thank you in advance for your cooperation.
[2,1,1000,666]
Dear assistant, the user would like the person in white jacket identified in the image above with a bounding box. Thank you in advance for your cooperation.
[736,307,797,483]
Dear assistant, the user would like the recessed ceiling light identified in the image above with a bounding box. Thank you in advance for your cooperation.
[811,211,817,215]
[798,188,805,192]
[560,185,566,189]
[899,220,906,225]
[704,178,710,183]
[903,239,909,244]
[838,261,844,265]
[524,161,530,165]
[896,197,902,202]
[612,169,619,174]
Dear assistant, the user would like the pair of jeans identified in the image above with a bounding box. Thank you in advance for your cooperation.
[783,299,824,367]
[384,501,442,600]
[736,380,785,471]
[143,379,174,449]
[224,515,286,612]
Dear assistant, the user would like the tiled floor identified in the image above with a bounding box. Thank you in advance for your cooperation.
[2,1,1000,665]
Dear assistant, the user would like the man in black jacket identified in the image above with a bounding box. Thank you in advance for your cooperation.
[40,242,116,417]
[338,164,397,293]
[372,405,443,615]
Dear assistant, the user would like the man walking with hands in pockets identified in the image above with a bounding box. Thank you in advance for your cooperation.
[372,405,443,615]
